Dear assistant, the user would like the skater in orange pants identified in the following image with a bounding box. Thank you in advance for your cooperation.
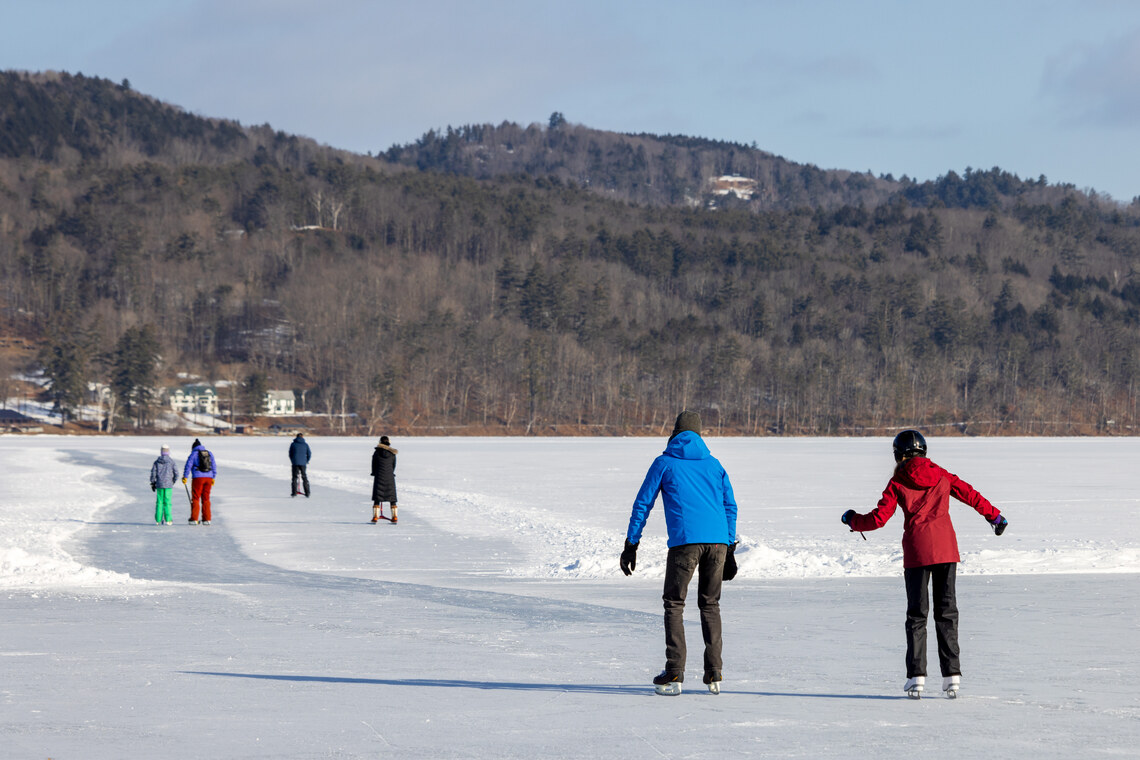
[182,438,217,524]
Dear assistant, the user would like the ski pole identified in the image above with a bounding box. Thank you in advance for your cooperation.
[183,479,192,504]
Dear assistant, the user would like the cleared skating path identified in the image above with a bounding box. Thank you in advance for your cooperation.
[65,448,657,627]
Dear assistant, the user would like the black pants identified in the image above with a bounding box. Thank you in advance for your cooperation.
[904,562,960,678]
[291,465,310,497]
[662,543,727,676]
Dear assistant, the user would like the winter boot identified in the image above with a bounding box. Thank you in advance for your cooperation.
[703,670,723,695]
[653,670,683,696]
[371,506,380,523]
[904,676,925,699]
[942,675,960,699]
[390,505,398,525]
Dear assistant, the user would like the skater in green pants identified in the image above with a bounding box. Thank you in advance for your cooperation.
[150,444,178,525]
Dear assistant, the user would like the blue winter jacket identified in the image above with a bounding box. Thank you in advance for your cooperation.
[626,431,738,547]
[150,454,178,489]
[183,444,218,479]
[288,436,311,466]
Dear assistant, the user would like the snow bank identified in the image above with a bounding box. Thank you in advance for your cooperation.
[0,442,139,589]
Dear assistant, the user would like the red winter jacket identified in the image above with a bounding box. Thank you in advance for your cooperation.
[848,457,1001,568]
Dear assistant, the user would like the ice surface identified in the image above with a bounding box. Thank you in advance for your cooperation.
[1,435,1137,758]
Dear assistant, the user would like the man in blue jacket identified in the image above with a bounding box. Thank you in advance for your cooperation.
[288,433,312,497]
[621,410,738,695]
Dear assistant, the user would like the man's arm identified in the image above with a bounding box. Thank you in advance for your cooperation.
[722,469,738,544]
[626,458,665,544]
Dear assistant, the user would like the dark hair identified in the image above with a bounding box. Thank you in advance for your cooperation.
[380,435,390,446]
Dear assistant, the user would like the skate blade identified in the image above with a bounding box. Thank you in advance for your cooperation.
[707,682,720,695]
[906,689,922,699]
[944,688,959,699]
[654,682,682,696]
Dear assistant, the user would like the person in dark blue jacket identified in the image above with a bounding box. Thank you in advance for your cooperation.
[288,433,312,497]
[621,410,738,695]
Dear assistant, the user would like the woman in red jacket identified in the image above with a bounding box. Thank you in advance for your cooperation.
[842,430,1008,699]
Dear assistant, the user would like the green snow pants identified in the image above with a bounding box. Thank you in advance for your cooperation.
[155,488,173,523]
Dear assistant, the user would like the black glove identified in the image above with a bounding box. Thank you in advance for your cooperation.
[990,515,1008,536]
[722,542,738,581]
[151,483,157,492]
[841,510,856,525]
[620,539,638,576]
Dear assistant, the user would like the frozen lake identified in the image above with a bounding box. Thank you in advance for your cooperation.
[2,435,1138,758]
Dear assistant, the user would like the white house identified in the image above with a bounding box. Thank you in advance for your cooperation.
[168,384,219,416]
[263,390,296,416]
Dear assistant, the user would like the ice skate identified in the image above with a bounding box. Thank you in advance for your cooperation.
[703,670,722,694]
[904,676,925,699]
[942,675,960,699]
[653,670,683,696]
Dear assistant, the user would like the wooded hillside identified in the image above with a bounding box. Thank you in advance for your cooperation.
[4,70,1140,435]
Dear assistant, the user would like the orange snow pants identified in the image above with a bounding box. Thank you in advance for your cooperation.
[190,477,214,522]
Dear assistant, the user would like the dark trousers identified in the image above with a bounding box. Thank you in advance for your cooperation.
[291,465,310,496]
[904,562,960,678]
[662,543,727,675]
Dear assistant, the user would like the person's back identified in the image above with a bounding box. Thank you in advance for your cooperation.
[621,411,738,696]
[181,439,216,524]
[289,434,311,497]
[841,430,1007,699]
[370,436,399,523]
[289,435,310,465]
[150,445,178,525]
[629,431,735,548]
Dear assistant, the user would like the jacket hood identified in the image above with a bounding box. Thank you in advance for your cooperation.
[375,443,398,454]
[899,456,943,488]
[662,430,710,460]
[292,435,305,443]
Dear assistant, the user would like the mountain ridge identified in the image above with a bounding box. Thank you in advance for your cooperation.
[3,69,1139,436]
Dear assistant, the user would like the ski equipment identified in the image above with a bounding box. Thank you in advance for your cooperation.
[704,670,722,695]
[892,429,928,463]
[653,670,683,696]
[841,509,867,540]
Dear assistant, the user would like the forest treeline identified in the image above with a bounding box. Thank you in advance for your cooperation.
[4,70,1140,435]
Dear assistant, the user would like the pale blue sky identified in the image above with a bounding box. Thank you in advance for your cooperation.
[4,0,1140,201]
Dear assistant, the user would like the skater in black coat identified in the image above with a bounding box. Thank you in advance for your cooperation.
[371,436,398,523]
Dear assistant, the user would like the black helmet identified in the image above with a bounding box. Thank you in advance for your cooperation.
[892,429,927,463]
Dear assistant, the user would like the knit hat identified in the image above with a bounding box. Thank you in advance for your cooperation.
[669,410,702,441]
[161,444,170,453]
[191,438,202,449]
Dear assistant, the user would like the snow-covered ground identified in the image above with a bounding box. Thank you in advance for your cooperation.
[1,435,1137,758]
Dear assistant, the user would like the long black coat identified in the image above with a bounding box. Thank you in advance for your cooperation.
[370,444,398,504]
